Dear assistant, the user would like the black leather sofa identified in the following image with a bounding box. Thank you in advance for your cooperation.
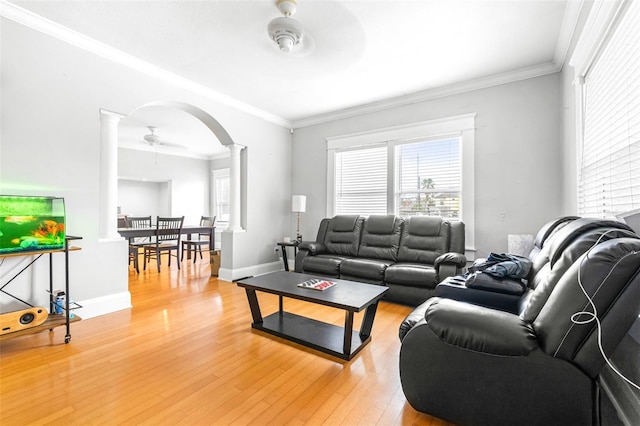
[398,218,640,425]
[294,215,466,306]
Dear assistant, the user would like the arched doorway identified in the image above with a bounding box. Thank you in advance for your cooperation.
[99,101,245,280]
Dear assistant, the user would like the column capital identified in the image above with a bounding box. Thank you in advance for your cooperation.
[99,109,126,121]
[227,143,246,153]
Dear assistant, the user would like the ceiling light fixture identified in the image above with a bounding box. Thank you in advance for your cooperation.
[267,0,304,53]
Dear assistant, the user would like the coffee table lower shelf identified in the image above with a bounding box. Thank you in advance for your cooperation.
[253,311,369,361]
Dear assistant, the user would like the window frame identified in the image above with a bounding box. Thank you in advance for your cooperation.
[393,135,462,219]
[212,168,230,229]
[326,113,476,252]
[570,0,638,218]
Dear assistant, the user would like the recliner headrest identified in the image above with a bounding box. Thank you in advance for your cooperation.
[331,215,360,232]
[406,216,442,236]
[366,215,398,234]
[534,216,580,248]
[545,218,636,267]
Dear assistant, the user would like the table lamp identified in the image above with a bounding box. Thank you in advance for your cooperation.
[292,195,306,242]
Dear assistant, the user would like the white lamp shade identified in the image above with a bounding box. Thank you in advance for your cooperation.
[292,195,306,213]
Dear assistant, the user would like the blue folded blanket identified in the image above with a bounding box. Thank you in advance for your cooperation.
[469,252,532,279]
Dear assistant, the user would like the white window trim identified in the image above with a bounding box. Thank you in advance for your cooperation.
[326,113,476,252]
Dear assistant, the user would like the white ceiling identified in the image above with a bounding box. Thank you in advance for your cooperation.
[6,0,580,157]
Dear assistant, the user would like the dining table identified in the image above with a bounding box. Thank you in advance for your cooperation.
[117,225,216,274]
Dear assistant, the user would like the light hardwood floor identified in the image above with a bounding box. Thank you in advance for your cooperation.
[0,254,453,426]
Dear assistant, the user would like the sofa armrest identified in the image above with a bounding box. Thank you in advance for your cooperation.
[295,241,327,272]
[399,299,432,341]
[297,241,326,255]
[434,252,467,281]
[422,298,537,355]
[435,252,467,268]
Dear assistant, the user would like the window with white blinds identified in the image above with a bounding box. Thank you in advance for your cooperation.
[334,137,461,219]
[335,145,388,216]
[578,0,640,218]
[396,138,461,218]
[212,168,230,227]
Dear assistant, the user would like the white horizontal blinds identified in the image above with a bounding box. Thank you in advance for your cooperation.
[579,0,640,218]
[335,145,388,215]
[396,137,461,219]
[214,173,230,223]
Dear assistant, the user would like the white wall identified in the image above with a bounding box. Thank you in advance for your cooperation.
[0,18,291,316]
[118,148,211,225]
[292,73,564,258]
[118,179,168,219]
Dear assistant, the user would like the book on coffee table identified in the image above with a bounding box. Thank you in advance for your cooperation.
[297,278,337,291]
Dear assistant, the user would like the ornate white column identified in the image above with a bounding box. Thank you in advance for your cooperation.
[228,143,245,232]
[99,109,124,240]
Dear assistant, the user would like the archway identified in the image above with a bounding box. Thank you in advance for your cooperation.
[99,101,245,277]
[129,100,235,148]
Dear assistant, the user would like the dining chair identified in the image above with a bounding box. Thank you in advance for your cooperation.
[143,216,185,272]
[125,216,152,273]
[181,216,216,263]
[129,245,140,273]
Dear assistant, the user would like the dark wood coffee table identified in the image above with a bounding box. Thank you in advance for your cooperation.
[237,271,388,360]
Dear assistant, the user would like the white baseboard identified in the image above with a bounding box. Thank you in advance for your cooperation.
[218,261,282,282]
[74,291,132,319]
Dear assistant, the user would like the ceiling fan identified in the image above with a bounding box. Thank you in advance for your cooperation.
[142,126,185,150]
[267,0,315,56]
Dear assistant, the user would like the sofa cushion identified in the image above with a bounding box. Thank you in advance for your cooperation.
[340,257,393,283]
[301,254,346,277]
[397,216,450,264]
[357,215,402,261]
[385,262,437,289]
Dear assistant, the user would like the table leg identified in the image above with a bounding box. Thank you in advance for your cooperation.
[209,228,215,276]
[343,310,354,355]
[359,301,379,339]
[281,246,289,271]
[186,233,193,260]
[279,295,284,313]
[244,289,263,324]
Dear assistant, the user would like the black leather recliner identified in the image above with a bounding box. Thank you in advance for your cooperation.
[398,223,640,425]
[434,217,629,313]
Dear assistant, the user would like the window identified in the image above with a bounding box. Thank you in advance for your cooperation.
[396,138,461,218]
[576,0,640,218]
[212,168,230,227]
[327,114,475,250]
[335,145,387,216]
[334,137,461,219]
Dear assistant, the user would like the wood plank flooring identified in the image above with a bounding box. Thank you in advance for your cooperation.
[0,255,453,426]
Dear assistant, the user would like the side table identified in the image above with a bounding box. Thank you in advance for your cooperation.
[277,241,299,271]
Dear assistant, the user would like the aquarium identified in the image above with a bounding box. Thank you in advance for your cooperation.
[0,195,66,254]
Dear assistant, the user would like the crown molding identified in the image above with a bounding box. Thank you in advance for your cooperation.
[293,1,584,130]
[0,1,293,129]
[292,61,561,129]
[2,0,581,133]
